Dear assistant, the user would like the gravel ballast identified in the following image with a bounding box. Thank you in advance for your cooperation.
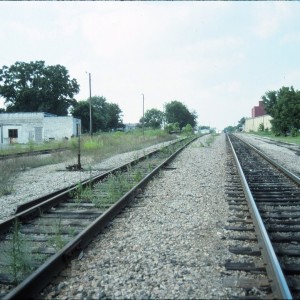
[235,133,300,177]
[41,134,235,299]
[2,133,300,299]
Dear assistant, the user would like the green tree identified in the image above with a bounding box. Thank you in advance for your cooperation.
[71,101,90,133]
[71,96,123,133]
[106,103,123,130]
[140,108,164,129]
[262,90,277,115]
[262,86,300,135]
[0,61,79,115]
[238,117,245,127]
[164,100,197,129]
[164,122,180,133]
[224,125,236,133]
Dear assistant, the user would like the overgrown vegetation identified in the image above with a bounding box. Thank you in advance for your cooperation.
[0,220,34,284]
[0,129,178,197]
[0,152,68,196]
[205,133,218,146]
[48,218,66,251]
[72,137,194,208]
[247,131,300,145]
[0,139,68,156]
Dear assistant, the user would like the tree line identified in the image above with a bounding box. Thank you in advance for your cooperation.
[262,86,300,136]
[0,61,197,133]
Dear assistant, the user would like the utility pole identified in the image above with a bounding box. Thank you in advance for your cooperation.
[77,123,81,169]
[142,93,144,137]
[88,72,92,136]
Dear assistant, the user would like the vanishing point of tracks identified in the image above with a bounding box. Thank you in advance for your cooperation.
[0,137,197,299]
[226,134,300,299]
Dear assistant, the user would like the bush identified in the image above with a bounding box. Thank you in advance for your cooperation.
[182,124,193,136]
[291,127,299,137]
[258,123,264,131]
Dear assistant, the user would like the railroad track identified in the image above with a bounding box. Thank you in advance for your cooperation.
[225,133,300,299]
[0,147,68,161]
[0,137,196,300]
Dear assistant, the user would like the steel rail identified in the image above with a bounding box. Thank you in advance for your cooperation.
[3,136,197,300]
[235,133,300,186]
[227,134,293,299]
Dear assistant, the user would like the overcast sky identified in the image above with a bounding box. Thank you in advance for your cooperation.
[1,1,300,130]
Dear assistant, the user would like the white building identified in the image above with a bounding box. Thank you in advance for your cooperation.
[124,123,138,132]
[0,112,81,144]
[244,115,272,132]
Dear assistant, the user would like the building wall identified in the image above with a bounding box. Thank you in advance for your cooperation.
[251,101,266,117]
[0,112,44,144]
[43,116,81,141]
[0,112,81,144]
[244,115,272,132]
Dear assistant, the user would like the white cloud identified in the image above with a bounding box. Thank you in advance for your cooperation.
[251,2,294,39]
[6,21,43,40]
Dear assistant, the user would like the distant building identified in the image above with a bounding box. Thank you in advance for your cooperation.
[251,101,266,118]
[243,100,272,132]
[124,123,138,132]
[0,112,81,145]
[244,115,272,132]
[198,126,211,134]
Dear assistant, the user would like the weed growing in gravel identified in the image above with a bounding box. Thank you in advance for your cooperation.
[70,183,83,205]
[0,161,16,196]
[0,130,178,196]
[133,169,143,182]
[0,220,33,284]
[71,183,94,205]
[48,218,66,250]
[92,170,136,208]
[71,182,94,206]
[68,226,77,237]
[0,152,69,197]
[205,134,218,147]
[159,146,174,157]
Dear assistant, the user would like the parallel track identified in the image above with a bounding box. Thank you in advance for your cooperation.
[0,148,68,161]
[227,133,300,299]
[0,137,196,300]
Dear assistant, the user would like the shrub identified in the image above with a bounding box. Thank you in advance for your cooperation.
[291,127,299,137]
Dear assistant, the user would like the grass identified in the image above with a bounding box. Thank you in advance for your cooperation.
[0,139,69,156]
[48,218,67,251]
[87,171,133,208]
[245,131,300,145]
[0,220,34,285]
[0,152,69,196]
[205,133,219,146]
[78,129,178,162]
